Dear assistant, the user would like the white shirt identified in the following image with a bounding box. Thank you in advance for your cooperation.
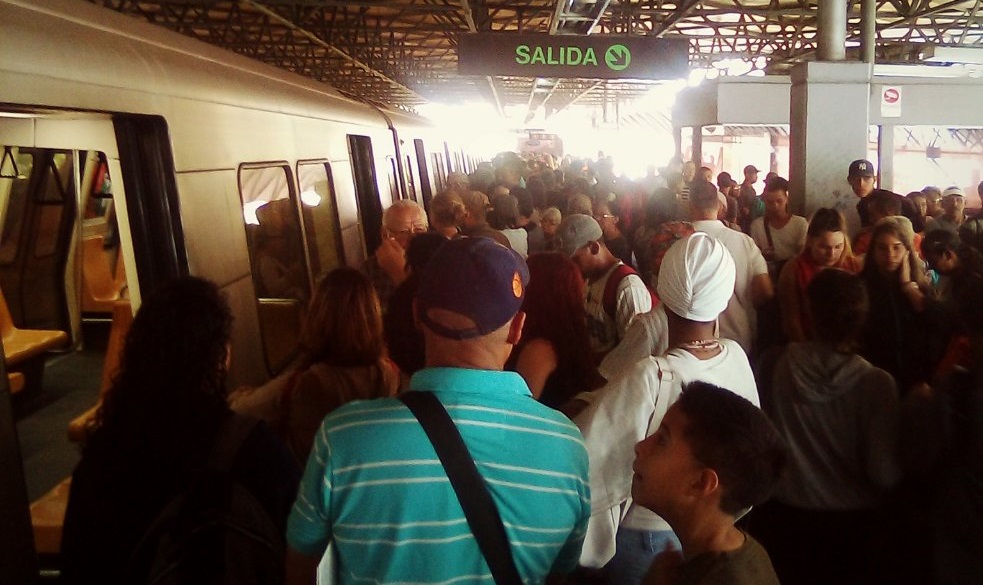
[575,339,759,567]
[750,215,808,262]
[585,262,653,356]
[598,306,669,381]
[692,220,768,355]
[501,228,529,258]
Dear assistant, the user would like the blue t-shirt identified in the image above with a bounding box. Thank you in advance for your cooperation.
[288,367,591,583]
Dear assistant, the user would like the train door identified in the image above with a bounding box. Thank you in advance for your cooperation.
[347,135,384,255]
[0,111,184,578]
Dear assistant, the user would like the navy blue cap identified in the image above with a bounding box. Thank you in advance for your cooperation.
[416,237,529,340]
[849,159,875,178]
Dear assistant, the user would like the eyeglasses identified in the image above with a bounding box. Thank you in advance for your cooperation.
[388,226,428,238]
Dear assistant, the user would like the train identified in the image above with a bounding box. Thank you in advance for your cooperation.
[0,0,479,390]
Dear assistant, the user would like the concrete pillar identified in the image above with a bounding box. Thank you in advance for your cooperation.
[673,126,683,160]
[691,126,703,166]
[861,0,877,64]
[789,61,871,235]
[818,0,847,61]
[878,124,894,191]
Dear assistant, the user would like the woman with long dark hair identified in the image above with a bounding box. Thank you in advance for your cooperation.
[860,217,932,394]
[507,252,599,410]
[61,277,299,585]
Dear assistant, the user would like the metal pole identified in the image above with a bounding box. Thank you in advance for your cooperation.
[817,0,847,61]
[861,0,877,64]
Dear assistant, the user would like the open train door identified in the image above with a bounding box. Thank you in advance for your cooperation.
[0,110,185,581]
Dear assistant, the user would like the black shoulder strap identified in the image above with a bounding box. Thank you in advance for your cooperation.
[398,391,522,585]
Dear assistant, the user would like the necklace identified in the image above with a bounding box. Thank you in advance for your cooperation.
[676,339,722,352]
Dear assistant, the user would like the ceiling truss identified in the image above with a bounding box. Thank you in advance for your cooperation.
[89,0,983,118]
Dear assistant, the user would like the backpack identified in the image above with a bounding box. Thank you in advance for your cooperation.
[125,415,284,585]
[601,264,657,320]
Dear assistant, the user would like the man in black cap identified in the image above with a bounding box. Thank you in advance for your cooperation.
[848,159,924,233]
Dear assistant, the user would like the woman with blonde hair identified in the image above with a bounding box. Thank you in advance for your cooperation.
[428,190,466,237]
[282,267,399,462]
[778,208,861,343]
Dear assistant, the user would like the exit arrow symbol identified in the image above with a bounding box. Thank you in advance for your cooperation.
[605,44,631,71]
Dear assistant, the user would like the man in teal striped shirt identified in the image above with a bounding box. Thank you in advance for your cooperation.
[286,237,591,584]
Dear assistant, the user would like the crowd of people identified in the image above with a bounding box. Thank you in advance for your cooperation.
[57,150,983,585]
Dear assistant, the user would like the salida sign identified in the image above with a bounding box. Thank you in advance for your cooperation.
[458,34,688,79]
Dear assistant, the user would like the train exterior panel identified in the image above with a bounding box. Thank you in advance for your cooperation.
[1,0,451,388]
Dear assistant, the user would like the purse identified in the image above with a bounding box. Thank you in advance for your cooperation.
[398,391,522,585]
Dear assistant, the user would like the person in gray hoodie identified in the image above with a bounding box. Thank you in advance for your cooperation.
[750,268,901,585]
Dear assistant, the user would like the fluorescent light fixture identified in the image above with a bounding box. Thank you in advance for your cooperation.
[922,45,983,65]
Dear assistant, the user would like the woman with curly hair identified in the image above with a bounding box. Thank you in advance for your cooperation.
[282,267,399,462]
[507,252,600,410]
[61,277,300,585]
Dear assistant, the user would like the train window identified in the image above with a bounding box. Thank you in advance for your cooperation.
[238,164,310,301]
[413,139,433,212]
[296,161,344,280]
[0,149,34,265]
[34,153,72,258]
[403,155,417,201]
[385,156,399,201]
[348,135,384,255]
[238,163,309,375]
[430,153,445,192]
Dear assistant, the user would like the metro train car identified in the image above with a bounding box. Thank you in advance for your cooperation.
[0,0,472,390]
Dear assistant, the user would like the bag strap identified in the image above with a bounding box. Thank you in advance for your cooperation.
[763,218,774,249]
[398,391,522,585]
[602,264,656,320]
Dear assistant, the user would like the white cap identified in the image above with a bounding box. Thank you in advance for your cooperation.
[942,186,965,198]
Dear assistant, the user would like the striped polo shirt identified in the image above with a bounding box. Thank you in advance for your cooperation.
[287,367,591,584]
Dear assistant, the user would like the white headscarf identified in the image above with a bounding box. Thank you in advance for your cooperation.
[656,232,736,322]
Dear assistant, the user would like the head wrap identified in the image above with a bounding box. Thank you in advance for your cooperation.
[656,232,736,322]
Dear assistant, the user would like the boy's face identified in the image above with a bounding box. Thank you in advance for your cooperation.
[631,405,704,514]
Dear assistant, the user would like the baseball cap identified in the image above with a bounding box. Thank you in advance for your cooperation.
[416,237,529,340]
[556,214,602,257]
[743,165,760,174]
[848,159,875,178]
[942,186,965,198]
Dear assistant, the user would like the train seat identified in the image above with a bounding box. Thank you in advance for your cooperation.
[8,371,24,394]
[30,476,71,556]
[67,299,132,443]
[81,235,126,314]
[0,286,68,367]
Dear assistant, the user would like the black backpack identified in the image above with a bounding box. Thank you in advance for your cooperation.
[126,415,285,585]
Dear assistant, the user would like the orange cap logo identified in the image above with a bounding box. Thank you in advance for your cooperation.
[512,271,523,298]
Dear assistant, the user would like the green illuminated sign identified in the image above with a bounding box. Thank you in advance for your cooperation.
[459,34,687,79]
[604,44,631,71]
